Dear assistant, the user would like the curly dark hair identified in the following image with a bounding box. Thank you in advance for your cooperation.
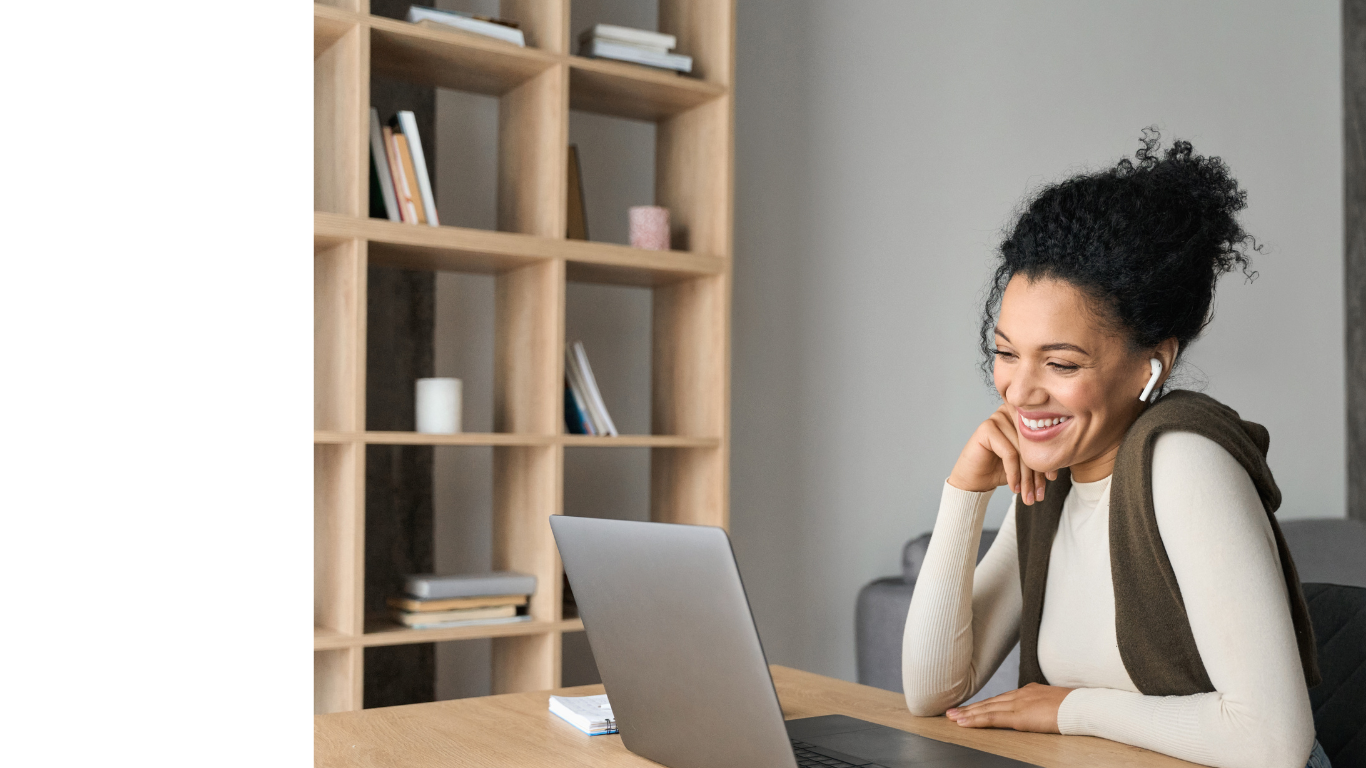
[979,128,1256,389]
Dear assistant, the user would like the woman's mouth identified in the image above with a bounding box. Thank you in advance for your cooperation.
[1018,412,1071,441]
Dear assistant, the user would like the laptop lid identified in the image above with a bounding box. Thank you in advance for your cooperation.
[550,515,797,768]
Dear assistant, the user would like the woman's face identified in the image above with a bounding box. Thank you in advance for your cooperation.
[992,275,1166,482]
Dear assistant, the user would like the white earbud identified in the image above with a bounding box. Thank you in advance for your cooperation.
[1139,358,1162,402]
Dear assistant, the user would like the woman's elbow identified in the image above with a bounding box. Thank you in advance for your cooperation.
[900,663,959,716]
[902,689,951,717]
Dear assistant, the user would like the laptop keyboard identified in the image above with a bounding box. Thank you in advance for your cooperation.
[791,739,877,768]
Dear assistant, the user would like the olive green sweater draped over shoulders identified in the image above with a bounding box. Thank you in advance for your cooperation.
[1014,390,1321,694]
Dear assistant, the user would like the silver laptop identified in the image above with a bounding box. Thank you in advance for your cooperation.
[550,515,1037,768]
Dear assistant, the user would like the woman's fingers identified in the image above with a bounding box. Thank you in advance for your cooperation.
[985,427,1020,494]
[946,700,1017,729]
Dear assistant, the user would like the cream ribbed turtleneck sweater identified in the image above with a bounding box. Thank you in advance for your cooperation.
[901,431,1315,768]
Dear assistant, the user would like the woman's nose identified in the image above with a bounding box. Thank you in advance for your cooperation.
[1005,365,1047,407]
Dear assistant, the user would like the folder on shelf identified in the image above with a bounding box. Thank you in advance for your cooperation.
[394,111,440,226]
[404,571,537,600]
[567,145,589,240]
[393,132,426,225]
[390,604,518,627]
[383,125,420,223]
[369,108,400,221]
[571,341,618,436]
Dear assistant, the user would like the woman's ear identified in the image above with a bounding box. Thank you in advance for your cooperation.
[1151,338,1179,392]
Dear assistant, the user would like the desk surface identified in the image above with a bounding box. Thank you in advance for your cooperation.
[315,665,1199,768]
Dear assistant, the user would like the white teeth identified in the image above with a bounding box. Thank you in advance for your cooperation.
[1025,416,1069,430]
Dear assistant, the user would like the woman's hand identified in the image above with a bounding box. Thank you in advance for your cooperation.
[947,405,1054,504]
[945,683,1073,733]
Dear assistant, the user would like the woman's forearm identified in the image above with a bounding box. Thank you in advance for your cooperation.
[901,482,1022,715]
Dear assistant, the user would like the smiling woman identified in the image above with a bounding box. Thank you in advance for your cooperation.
[900,131,1330,768]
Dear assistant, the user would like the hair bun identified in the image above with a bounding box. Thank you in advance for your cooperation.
[980,128,1256,382]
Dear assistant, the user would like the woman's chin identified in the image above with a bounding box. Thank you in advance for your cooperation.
[1020,451,1068,478]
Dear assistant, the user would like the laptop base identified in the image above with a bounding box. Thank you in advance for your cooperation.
[786,715,1038,768]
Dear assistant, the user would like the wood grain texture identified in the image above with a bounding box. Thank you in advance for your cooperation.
[568,57,725,122]
[364,431,557,446]
[316,212,725,282]
[315,0,363,12]
[499,65,569,237]
[1347,0,1366,521]
[493,446,562,690]
[660,0,734,86]
[657,97,732,256]
[491,259,564,691]
[314,647,363,714]
[314,6,357,59]
[651,275,729,528]
[369,14,557,96]
[314,665,1200,768]
[315,24,365,215]
[315,443,362,636]
[312,618,584,651]
[496,261,562,435]
[501,0,569,54]
[315,239,363,431]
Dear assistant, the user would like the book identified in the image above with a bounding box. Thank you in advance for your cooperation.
[407,6,525,47]
[564,346,606,435]
[398,614,532,630]
[387,593,528,612]
[572,341,619,436]
[390,604,518,627]
[393,133,427,225]
[580,38,692,73]
[404,571,537,600]
[566,145,588,240]
[394,111,439,227]
[369,152,389,220]
[549,694,617,735]
[383,125,419,223]
[564,380,594,435]
[578,24,676,51]
[369,108,400,221]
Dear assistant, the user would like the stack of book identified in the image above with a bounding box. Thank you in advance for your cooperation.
[578,24,692,74]
[405,6,525,46]
[390,572,536,629]
[549,694,617,735]
[369,108,439,226]
[564,341,618,436]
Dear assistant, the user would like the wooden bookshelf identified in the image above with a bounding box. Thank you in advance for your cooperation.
[313,1,733,713]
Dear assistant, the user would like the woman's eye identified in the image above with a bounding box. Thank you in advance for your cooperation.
[992,349,1016,360]
[1048,362,1080,372]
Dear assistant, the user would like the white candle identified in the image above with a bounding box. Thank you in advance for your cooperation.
[415,378,462,434]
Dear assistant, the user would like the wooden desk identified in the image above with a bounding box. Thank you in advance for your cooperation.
[315,665,1199,768]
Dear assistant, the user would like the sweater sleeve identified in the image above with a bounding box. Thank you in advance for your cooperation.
[1055,432,1315,768]
[902,481,1022,715]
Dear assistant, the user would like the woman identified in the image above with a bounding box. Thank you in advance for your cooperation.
[900,132,1329,768]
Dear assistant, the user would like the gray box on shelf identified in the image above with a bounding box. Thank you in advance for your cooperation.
[404,572,537,600]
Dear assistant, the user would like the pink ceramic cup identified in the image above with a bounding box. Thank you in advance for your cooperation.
[629,206,670,250]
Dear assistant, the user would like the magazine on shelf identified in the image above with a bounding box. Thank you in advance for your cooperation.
[406,6,525,46]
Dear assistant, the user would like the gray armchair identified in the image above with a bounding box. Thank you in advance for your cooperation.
[855,527,1020,704]
[856,517,1366,703]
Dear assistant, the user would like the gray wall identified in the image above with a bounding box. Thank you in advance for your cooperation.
[730,0,1345,683]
